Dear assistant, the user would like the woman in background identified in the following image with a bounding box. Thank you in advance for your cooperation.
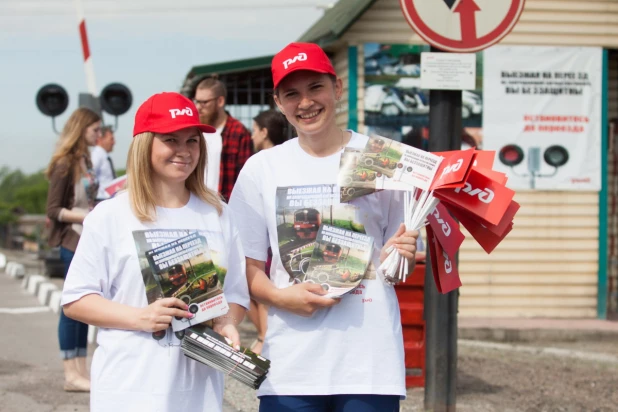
[46,107,101,392]
[251,109,288,152]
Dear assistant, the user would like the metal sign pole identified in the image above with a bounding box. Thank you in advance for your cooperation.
[424,46,462,412]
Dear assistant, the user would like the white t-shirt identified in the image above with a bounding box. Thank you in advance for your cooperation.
[228,131,406,398]
[204,127,223,193]
[62,191,249,412]
[91,145,115,199]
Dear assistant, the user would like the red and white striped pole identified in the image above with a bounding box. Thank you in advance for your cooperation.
[75,0,98,96]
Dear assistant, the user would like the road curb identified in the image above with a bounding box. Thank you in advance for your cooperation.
[4,261,25,278]
[22,274,62,313]
[25,274,47,296]
[37,282,58,306]
[459,339,618,364]
[20,273,97,343]
[459,325,618,342]
[49,290,63,314]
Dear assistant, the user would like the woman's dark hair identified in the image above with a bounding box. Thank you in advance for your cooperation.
[253,109,289,146]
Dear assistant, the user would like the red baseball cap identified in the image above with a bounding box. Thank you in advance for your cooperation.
[133,92,215,137]
[271,42,336,89]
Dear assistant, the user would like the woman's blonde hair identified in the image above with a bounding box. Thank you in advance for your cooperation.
[127,130,223,222]
[45,107,100,182]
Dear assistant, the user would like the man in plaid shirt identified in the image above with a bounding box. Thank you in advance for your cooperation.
[194,77,252,202]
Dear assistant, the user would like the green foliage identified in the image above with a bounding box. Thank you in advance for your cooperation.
[0,168,48,216]
[0,201,17,225]
[0,168,48,230]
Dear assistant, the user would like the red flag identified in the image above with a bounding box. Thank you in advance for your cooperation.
[426,227,442,292]
[434,168,515,226]
[472,150,495,169]
[427,226,462,294]
[473,165,508,185]
[450,199,519,238]
[451,207,514,254]
[426,203,465,257]
[432,231,462,294]
[430,148,475,190]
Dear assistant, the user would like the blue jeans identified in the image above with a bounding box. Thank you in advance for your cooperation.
[259,395,400,412]
[59,246,88,359]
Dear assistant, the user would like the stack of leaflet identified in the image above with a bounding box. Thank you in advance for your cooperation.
[338,136,521,293]
[181,325,270,389]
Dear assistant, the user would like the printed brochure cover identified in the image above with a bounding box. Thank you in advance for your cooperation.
[338,136,442,194]
[275,184,372,284]
[303,224,374,298]
[133,230,228,332]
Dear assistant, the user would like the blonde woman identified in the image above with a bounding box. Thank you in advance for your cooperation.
[60,92,249,411]
[46,107,101,392]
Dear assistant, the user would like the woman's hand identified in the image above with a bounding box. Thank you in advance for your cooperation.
[136,297,193,332]
[380,223,419,266]
[276,282,340,317]
[213,318,241,350]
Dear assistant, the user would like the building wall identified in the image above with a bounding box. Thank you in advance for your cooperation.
[341,0,618,47]
[334,0,618,317]
[333,47,350,130]
[607,51,618,315]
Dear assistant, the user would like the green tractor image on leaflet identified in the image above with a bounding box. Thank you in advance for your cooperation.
[361,152,398,170]
[340,168,377,187]
[305,264,363,285]
[305,245,363,287]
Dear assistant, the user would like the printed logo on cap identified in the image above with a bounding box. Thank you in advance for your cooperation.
[169,107,193,119]
[283,53,308,70]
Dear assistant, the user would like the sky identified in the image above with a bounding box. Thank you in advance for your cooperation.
[0,0,333,173]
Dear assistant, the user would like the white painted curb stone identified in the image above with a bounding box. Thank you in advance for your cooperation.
[5,261,15,275]
[49,290,63,314]
[26,274,46,296]
[37,282,58,306]
[7,262,25,278]
[21,274,30,289]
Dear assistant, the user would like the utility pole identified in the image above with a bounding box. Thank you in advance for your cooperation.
[424,47,462,412]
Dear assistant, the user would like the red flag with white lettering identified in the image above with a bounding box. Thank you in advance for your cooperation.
[430,148,475,190]
[427,226,462,294]
[434,168,515,225]
[426,202,465,258]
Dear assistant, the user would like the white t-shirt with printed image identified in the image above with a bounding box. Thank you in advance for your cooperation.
[61,191,250,412]
[204,126,224,192]
[228,131,406,398]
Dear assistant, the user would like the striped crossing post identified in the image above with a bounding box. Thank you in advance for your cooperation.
[75,0,98,96]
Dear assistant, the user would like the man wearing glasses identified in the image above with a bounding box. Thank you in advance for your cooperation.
[194,77,252,201]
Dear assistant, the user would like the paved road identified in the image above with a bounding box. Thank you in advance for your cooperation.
[0,273,90,412]
[0,271,239,412]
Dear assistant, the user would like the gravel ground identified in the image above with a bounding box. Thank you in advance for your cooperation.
[227,321,618,412]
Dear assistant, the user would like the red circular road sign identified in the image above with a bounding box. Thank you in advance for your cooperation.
[400,0,525,53]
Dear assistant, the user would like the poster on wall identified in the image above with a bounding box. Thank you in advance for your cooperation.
[363,43,484,149]
[483,46,603,191]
